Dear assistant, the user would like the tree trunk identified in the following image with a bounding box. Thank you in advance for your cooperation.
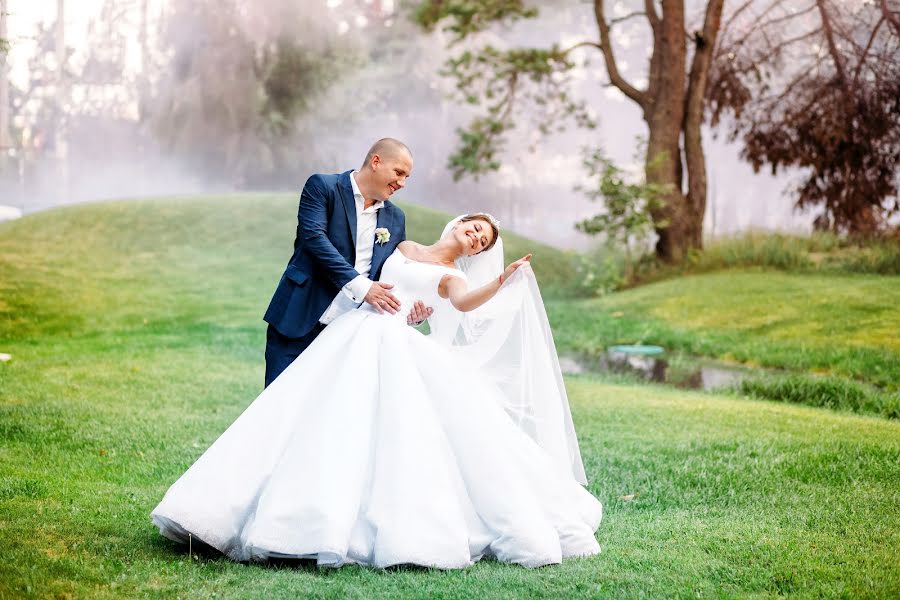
[0,0,10,176]
[645,0,691,262]
[56,0,68,198]
[683,0,725,250]
[645,125,690,262]
[594,0,722,261]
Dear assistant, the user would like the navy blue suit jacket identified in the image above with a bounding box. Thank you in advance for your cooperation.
[264,170,406,339]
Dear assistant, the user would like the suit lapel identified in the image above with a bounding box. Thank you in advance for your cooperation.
[337,171,357,252]
[370,205,394,278]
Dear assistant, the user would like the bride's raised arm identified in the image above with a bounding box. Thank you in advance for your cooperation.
[438,254,532,312]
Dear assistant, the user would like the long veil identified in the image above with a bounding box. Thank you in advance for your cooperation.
[440,217,588,485]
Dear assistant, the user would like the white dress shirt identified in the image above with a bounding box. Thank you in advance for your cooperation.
[318,172,384,325]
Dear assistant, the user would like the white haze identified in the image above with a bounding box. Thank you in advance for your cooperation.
[0,0,813,249]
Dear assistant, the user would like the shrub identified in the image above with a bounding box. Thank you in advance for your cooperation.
[737,374,900,419]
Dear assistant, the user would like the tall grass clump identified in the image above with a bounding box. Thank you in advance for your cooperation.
[737,374,900,419]
[690,232,814,271]
[692,231,900,276]
[572,231,900,295]
[817,240,900,275]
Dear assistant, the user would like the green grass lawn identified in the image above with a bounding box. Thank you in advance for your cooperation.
[2,196,899,598]
[547,271,900,391]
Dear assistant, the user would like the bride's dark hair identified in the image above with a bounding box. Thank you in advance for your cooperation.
[459,214,500,253]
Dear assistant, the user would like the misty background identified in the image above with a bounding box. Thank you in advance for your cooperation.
[0,0,809,249]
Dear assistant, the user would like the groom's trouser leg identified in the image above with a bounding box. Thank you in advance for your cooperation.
[264,323,326,387]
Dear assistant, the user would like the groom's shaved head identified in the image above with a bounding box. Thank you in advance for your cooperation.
[357,138,413,203]
[362,138,412,168]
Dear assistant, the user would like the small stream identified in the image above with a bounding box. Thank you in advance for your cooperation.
[558,349,754,391]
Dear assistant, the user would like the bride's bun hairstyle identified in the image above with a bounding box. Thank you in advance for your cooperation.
[458,213,500,253]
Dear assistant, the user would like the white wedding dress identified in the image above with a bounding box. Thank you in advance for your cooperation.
[151,249,602,569]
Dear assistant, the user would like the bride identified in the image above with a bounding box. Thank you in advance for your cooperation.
[151,214,602,569]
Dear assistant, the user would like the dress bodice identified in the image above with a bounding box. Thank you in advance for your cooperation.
[361,250,466,344]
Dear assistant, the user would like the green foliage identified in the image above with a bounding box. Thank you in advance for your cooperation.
[439,44,592,180]
[567,252,625,298]
[736,374,900,420]
[260,37,348,133]
[0,38,8,55]
[416,3,594,180]
[447,116,510,179]
[575,149,669,276]
[414,0,537,40]
[153,1,363,182]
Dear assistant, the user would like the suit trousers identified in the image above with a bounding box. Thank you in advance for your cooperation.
[264,322,327,388]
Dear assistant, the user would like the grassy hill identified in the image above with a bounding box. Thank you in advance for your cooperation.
[1,196,898,598]
[550,269,900,384]
[0,194,575,346]
[547,269,900,417]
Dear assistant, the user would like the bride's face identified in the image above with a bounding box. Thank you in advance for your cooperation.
[454,219,496,256]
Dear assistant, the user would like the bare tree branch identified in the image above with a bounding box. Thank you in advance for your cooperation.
[724,0,813,57]
[852,16,885,86]
[881,0,900,36]
[610,11,646,27]
[644,0,660,34]
[594,0,648,108]
[721,0,756,34]
[684,0,725,220]
[816,0,849,88]
[762,28,821,56]
[562,40,603,55]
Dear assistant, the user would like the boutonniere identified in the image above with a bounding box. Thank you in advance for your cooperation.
[375,227,391,245]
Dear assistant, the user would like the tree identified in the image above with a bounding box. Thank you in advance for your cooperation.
[709,0,900,236]
[416,0,726,262]
[150,0,362,185]
[0,0,7,55]
[1,0,11,175]
[55,0,69,193]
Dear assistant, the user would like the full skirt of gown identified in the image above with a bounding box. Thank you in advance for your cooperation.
[151,306,602,569]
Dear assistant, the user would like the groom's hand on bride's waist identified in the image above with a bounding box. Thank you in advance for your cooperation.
[406,300,433,326]
[364,282,401,314]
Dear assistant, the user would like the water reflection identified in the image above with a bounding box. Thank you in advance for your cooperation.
[559,349,750,392]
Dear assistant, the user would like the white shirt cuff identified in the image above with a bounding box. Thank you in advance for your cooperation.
[343,275,373,304]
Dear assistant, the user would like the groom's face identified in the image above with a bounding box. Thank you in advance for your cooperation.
[370,151,413,201]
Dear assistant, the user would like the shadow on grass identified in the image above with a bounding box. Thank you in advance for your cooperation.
[150,533,515,574]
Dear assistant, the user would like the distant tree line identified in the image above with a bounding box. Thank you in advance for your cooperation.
[2,0,404,189]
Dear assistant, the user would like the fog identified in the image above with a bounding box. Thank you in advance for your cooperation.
[0,0,813,249]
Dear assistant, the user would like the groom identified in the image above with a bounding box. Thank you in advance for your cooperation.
[263,138,430,387]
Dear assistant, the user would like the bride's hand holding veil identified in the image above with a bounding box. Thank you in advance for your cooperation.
[439,254,532,313]
[501,254,533,284]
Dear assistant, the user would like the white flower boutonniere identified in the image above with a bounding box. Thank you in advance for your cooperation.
[375,227,391,245]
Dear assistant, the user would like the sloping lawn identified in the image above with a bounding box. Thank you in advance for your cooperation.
[1,197,898,598]
[548,270,900,390]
